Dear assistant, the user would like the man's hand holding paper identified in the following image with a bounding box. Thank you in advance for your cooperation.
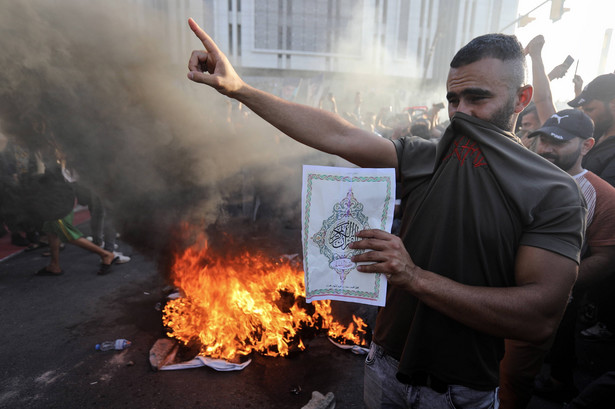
[350,229,418,288]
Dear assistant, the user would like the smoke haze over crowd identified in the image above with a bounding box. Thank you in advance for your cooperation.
[0,0,329,265]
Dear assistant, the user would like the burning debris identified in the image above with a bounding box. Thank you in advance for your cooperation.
[149,338,180,370]
[149,338,252,371]
[156,227,370,368]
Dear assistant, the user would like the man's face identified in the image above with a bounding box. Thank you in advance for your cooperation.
[581,99,613,139]
[446,58,520,131]
[521,112,541,133]
[534,135,583,172]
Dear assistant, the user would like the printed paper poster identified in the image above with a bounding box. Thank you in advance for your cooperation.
[301,165,395,306]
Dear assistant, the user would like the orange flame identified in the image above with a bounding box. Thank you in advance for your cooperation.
[162,231,368,360]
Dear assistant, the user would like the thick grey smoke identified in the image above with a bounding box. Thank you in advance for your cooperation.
[0,0,329,269]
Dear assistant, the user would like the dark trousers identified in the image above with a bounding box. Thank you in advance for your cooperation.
[568,371,615,409]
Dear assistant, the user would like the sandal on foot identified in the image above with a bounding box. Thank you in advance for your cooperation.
[35,267,64,276]
[26,243,41,252]
[26,242,49,252]
[97,256,119,276]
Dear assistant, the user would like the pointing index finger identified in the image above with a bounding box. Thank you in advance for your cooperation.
[188,18,221,56]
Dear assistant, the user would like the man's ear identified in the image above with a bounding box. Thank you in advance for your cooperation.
[515,85,533,113]
[581,137,595,156]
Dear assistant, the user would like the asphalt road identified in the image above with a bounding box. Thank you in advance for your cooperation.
[0,234,368,409]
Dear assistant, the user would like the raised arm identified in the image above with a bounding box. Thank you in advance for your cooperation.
[186,19,397,170]
[573,74,584,98]
[524,35,556,123]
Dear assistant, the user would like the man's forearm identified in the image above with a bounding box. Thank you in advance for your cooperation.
[529,53,556,123]
[409,269,570,344]
[230,84,398,169]
[403,246,577,344]
[352,232,577,343]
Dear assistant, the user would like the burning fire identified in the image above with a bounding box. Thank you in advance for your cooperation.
[162,231,368,360]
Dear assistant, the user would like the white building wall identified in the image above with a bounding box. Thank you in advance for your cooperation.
[133,0,520,81]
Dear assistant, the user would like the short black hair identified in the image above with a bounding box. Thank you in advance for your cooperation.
[451,33,524,67]
[450,33,526,89]
[515,103,538,133]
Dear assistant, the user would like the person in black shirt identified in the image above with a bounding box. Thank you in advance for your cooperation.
[568,73,615,187]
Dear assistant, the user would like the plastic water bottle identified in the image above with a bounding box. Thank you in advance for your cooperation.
[95,339,131,351]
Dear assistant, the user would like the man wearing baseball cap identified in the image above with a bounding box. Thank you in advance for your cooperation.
[501,109,615,405]
[568,73,615,186]
[532,109,596,172]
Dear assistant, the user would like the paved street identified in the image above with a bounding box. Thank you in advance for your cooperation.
[0,224,367,409]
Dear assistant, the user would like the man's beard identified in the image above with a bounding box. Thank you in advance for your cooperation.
[489,95,516,132]
[593,104,613,141]
[539,142,582,172]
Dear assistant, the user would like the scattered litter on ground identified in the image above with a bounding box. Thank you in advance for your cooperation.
[301,391,335,409]
[167,291,180,299]
[328,338,369,355]
[95,339,131,351]
[149,339,178,370]
[160,355,252,371]
[148,338,252,371]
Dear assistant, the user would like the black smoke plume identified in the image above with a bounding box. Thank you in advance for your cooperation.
[0,0,331,275]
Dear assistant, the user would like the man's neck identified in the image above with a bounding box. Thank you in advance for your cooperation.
[567,162,584,176]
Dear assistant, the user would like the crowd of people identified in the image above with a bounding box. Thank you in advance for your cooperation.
[316,90,448,142]
[0,117,131,276]
[187,17,614,409]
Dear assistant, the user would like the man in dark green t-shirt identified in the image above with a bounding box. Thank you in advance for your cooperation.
[186,21,585,409]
